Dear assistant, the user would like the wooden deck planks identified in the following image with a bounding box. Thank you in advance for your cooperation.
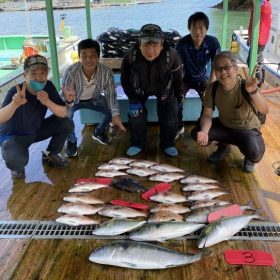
[0,94,280,279]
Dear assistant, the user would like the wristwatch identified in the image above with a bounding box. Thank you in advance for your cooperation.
[249,88,258,95]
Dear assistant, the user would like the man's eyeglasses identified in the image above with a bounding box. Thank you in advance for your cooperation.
[215,65,233,72]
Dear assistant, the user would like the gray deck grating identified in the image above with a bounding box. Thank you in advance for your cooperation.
[0,221,280,241]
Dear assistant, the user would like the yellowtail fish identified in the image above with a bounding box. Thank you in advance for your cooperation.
[92,218,146,236]
[130,221,204,242]
[89,241,209,269]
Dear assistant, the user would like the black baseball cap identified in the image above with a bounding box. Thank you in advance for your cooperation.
[24,54,49,71]
[140,24,163,43]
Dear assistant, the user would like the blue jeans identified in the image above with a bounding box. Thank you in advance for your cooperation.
[67,96,112,143]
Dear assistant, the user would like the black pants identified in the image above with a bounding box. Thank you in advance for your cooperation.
[1,115,73,171]
[191,117,265,163]
[178,80,208,129]
[128,96,178,150]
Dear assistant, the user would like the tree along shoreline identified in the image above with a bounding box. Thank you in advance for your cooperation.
[214,0,250,11]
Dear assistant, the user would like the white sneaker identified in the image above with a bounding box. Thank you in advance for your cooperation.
[175,127,185,140]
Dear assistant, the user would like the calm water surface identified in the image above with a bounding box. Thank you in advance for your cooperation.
[0,0,249,48]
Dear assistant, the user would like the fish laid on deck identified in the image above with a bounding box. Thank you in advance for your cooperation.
[190,199,231,210]
[182,183,221,192]
[150,164,185,173]
[109,157,135,165]
[126,167,158,177]
[129,221,205,242]
[95,170,127,178]
[92,218,146,236]
[111,177,147,193]
[148,210,184,222]
[150,191,187,204]
[89,241,208,269]
[150,203,191,214]
[56,214,100,226]
[197,214,265,248]
[69,182,109,192]
[98,205,147,218]
[128,160,157,168]
[186,190,229,201]
[149,172,186,182]
[98,163,130,171]
[180,175,219,185]
[57,203,103,215]
[63,193,105,204]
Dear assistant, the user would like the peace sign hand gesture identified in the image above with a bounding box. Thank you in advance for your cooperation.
[245,65,259,94]
[13,82,27,107]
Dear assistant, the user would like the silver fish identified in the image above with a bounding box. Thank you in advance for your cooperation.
[150,191,187,204]
[63,194,105,205]
[182,183,220,192]
[57,203,103,215]
[98,205,147,218]
[197,214,264,248]
[98,163,129,171]
[186,202,257,223]
[56,214,100,226]
[150,203,191,214]
[95,170,127,178]
[180,175,219,184]
[150,164,185,173]
[126,167,158,177]
[129,160,157,168]
[148,210,183,222]
[130,222,205,242]
[186,190,229,201]
[69,182,108,193]
[92,218,146,236]
[149,172,186,183]
[89,241,208,269]
[190,199,231,210]
[109,157,135,165]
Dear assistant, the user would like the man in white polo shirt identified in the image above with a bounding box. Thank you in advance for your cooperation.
[62,39,125,157]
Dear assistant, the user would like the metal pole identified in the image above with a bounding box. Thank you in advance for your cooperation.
[85,0,92,38]
[249,0,261,75]
[45,0,60,90]
[221,0,228,50]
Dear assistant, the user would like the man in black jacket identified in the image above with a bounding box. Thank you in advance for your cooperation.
[121,23,184,157]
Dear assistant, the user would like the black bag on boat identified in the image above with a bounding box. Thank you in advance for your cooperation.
[211,80,266,125]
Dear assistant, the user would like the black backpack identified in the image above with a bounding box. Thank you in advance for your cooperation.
[211,80,266,125]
